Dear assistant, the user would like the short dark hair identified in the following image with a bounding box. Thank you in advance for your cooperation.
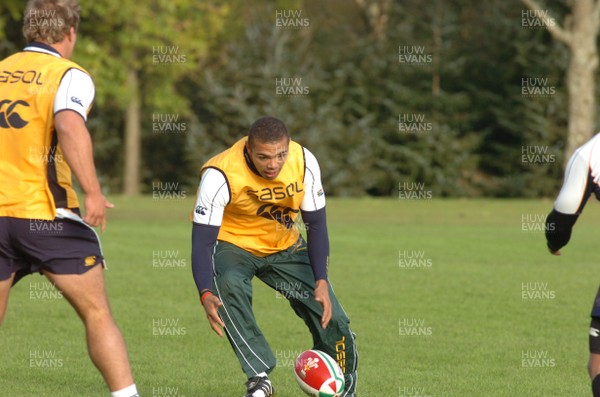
[248,116,290,145]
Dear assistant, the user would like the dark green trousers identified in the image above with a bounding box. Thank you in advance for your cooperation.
[213,238,358,396]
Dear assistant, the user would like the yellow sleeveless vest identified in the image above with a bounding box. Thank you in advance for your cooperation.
[0,50,89,220]
[201,137,306,256]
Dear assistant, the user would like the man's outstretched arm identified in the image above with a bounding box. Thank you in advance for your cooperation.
[300,147,331,328]
[191,167,229,336]
[191,222,224,336]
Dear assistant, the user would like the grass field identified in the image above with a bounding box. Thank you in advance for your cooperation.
[0,196,598,396]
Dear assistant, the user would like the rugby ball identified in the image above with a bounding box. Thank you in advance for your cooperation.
[294,350,345,397]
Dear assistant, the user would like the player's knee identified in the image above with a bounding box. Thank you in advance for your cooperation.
[83,313,119,336]
[328,319,354,344]
[76,301,114,325]
[329,311,350,330]
[215,273,249,297]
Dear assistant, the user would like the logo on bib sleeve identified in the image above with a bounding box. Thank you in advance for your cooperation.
[70,96,83,107]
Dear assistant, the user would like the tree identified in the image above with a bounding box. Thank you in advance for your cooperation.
[0,0,24,57]
[187,0,480,196]
[459,1,567,197]
[521,0,600,162]
[76,0,230,195]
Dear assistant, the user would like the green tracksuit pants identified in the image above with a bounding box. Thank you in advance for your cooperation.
[213,238,358,396]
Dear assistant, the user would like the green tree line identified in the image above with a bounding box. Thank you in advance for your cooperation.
[0,0,592,198]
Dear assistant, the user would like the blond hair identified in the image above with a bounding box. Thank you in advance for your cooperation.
[22,0,80,44]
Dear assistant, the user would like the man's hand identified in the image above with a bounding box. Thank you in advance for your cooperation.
[548,247,561,256]
[314,279,331,329]
[84,192,113,232]
[202,294,225,337]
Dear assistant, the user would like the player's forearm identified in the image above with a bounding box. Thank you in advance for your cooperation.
[191,223,220,293]
[301,207,329,281]
[55,111,101,195]
[545,209,579,251]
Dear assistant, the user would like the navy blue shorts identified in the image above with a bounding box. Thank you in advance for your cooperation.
[0,212,104,286]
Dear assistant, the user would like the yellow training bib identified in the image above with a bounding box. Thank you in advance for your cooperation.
[201,137,306,256]
[0,50,90,220]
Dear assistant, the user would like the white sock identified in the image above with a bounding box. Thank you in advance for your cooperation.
[111,384,139,397]
[256,372,268,378]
